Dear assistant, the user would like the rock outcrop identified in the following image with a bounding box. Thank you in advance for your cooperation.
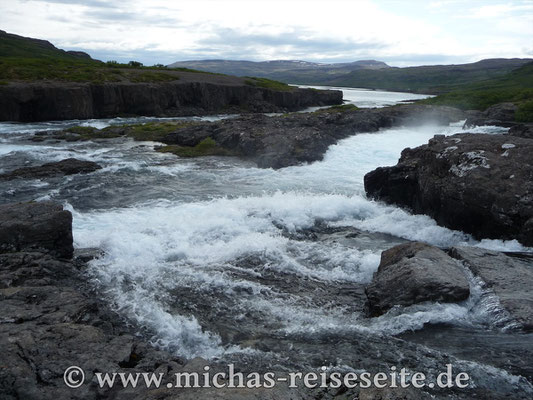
[0,158,101,180]
[0,79,342,122]
[365,242,470,316]
[450,246,533,331]
[364,133,533,246]
[366,242,533,331]
[0,201,73,258]
[463,102,518,128]
[508,123,533,139]
[43,104,464,169]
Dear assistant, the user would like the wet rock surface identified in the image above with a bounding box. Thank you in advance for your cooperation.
[0,201,73,258]
[0,158,101,180]
[42,104,465,169]
[366,241,533,332]
[161,104,465,169]
[364,133,533,246]
[450,246,533,331]
[365,242,470,316]
[0,203,532,399]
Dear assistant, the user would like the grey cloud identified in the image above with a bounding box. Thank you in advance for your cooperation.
[28,0,116,7]
[26,0,115,8]
[199,27,389,53]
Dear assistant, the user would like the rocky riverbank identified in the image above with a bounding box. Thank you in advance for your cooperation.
[39,104,465,169]
[0,201,313,400]
[364,132,533,246]
[2,202,532,399]
[365,241,533,331]
[0,76,342,122]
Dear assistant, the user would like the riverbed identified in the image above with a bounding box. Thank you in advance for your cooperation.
[1,87,531,397]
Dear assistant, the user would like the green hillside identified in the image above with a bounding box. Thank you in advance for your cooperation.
[0,30,204,83]
[323,59,532,94]
[422,61,533,121]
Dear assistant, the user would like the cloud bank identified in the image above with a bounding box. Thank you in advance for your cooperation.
[2,0,532,66]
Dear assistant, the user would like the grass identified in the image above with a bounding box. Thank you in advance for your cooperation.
[421,62,533,121]
[124,122,191,141]
[0,30,214,83]
[515,100,533,123]
[323,59,532,94]
[58,123,236,158]
[314,104,359,113]
[156,137,238,157]
[244,77,294,91]
[59,121,194,142]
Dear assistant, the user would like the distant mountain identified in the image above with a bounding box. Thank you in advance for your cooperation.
[167,59,390,83]
[325,58,533,94]
[169,57,533,94]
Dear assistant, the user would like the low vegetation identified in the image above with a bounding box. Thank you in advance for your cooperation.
[244,77,294,91]
[156,137,238,158]
[422,62,533,121]
[58,121,193,142]
[0,31,215,83]
[314,103,359,113]
[50,123,237,158]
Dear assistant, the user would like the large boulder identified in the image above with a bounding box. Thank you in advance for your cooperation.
[0,201,73,258]
[364,133,533,246]
[0,158,101,180]
[365,242,470,316]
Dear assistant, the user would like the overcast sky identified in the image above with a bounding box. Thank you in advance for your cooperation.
[2,0,532,67]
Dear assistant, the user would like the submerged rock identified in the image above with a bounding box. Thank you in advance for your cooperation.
[364,133,533,246]
[0,158,101,180]
[365,242,470,316]
[0,201,73,258]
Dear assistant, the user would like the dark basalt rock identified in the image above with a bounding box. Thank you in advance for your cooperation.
[365,242,470,316]
[367,242,533,331]
[364,133,533,246]
[0,158,101,180]
[0,80,342,122]
[159,104,465,169]
[0,201,73,258]
[450,246,533,331]
[508,123,533,139]
[463,102,518,128]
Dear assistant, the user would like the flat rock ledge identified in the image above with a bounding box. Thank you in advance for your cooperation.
[366,242,533,331]
[364,133,533,246]
[0,158,101,181]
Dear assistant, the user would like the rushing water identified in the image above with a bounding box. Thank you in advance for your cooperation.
[1,87,531,396]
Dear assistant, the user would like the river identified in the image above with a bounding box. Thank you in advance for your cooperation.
[0,87,531,397]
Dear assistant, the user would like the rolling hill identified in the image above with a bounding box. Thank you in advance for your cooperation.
[169,57,533,95]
